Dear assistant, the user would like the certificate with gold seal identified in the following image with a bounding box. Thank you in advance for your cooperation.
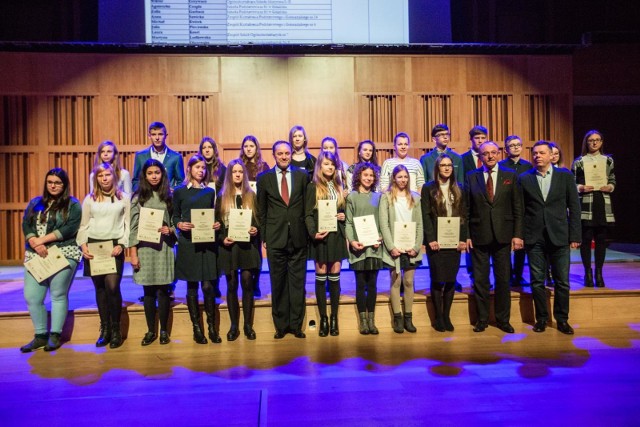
[191,208,215,243]
[318,199,337,233]
[584,157,608,188]
[228,208,252,242]
[353,215,380,247]
[437,217,460,249]
[25,245,70,283]
[87,241,117,276]
[393,221,416,251]
[137,207,164,243]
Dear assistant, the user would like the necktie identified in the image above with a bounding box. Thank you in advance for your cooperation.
[281,169,289,206]
[486,170,494,203]
[476,155,482,168]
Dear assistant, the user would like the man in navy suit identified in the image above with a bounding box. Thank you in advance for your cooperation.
[466,141,523,333]
[518,141,581,335]
[132,122,185,190]
[257,141,309,339]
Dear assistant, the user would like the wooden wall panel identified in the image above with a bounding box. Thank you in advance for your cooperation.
[411,57,466,93]
[525,56,572,94]
[465,56,520,93]
[166,56,219,94]
[97,55,165,94]
[355,57,409,93]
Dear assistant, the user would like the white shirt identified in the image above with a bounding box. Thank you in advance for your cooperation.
[77,193,131,246]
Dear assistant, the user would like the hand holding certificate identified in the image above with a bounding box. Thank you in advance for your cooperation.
[437,217,460,249]
[228,208,252,242]
[25,245,70,282]
[584,157,608,189]
[393,221,416,251]
[318,199,337,233]
[137,207,164,243]
[353,215,380,247]
[191,208,215,243]
[87,241,117,276]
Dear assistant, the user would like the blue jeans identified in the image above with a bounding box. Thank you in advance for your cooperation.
[527,240,570,322]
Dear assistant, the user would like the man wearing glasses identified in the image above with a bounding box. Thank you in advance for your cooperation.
[420,124,464,183]
[465,141,523,333]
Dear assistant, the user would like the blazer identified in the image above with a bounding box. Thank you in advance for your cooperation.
[23,196,82,252]
[419,148,464,184]
[132,146,185,190]
[257,166,308,250]
[465,165,523,245]
[420,181,468,245]
[518,167,581,246]
[461,150,479,175]
[379,192,424,267]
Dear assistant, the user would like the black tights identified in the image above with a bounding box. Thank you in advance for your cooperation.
[355,270,378,313]
[187,280,215,300]
[581,226,607,270]
[315,273,341,317]
[226,269,255,327]
[93,272,123,324]
[143,285,170,332]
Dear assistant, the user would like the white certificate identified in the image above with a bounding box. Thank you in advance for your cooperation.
[249,181,257,193]
[437,217,460,249]
[353,215,380,247]
[137,207,164,243]
[87,241,117,276]
[318,199,337,233]
[584,158,608,189]
[25,245,70,282]
[228,208,252,242]
[191,208,215,243]
[393,221,416,251]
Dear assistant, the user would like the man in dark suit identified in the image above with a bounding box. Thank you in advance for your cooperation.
[257,141,309,339]
[499,135,533,287]
[461,125,489,285]
[518,141,581,335]
[132,121,185,190]
[466,141,523,333]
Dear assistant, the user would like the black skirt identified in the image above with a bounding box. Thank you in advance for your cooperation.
[427,248,461,283]
[82,238,125,277]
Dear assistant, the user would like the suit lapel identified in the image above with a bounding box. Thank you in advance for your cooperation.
[527,169,544,202]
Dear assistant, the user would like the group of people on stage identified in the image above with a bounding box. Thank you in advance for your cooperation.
[19,121,616,352]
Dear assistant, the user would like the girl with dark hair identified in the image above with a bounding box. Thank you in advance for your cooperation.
[173,154,222,344]
[347,140,380,192]
[129,159,175,345]
[240,135,270,182]
[289,125,316,179]
[199,136,227,192]
[216,159,261,340]
[320,136,350,192]
[89,140,132,194]
[345,162,383,335]
[420,154,467,332]
[21,168,82,352]
[78,163,131,349]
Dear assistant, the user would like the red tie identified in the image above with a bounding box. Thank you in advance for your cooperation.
[281,169,289,206]
[486,170,494,203]
[476,155,482,168]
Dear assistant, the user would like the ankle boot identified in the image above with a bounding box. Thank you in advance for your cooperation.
[404,312,417,333]
[109,322,123,348]
[20,333,49,353]
[595,267,605,287]
[367,312,379,335]
[393,313,404,334]
[44,332,62,351]
[95,323,111,347]
[584,268,594,287]
[358,312,370,335]
[204,298,222,343]
[443,285,455,332]
[187,295,208,344]
[329,314,339,336]
[319,315,329,337]
[243,324,256,340]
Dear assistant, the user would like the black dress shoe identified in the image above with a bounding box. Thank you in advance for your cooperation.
[497,323,515,333]
[227,327,240,342]
[274,330,286,339]
[532,321,547,332]
[473,321,488,332]
[293,329,306,339]
[244,325,256,340]
[141,332,157,346]
[159,331,170,345]
[557,321,574,335]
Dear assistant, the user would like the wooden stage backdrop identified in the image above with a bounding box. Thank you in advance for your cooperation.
[0,52,572,263]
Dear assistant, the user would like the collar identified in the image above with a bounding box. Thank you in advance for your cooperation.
[187,182,206,189]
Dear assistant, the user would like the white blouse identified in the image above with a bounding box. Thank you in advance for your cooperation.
[77,193,131,246]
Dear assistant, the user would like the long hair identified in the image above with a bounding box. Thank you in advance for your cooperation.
[183,154,209,186]
[385,164,415,209]
[548,141,564,167]
[288,125,310,153]
[133,159,172,215]
[199,136,223,185]
[351,162,379,193]
[91,162,123,201]
[240,135,267,173]
[312,151,345,209]
[429,154,463,218]
[218,158,258,224]
[93,140,123,181]
[25,168,72,225]
[321,136,347,184]
[356,139,379,166]
[581,130,605,156]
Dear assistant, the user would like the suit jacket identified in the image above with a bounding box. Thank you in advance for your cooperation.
[499,158,533,176]
[420,181,468,245]
[257,166,308,250]
[461,150,480,175]
[132,147,185,190]
[465,165,523,245]
[419,148,464,184]
[518,167,581,246]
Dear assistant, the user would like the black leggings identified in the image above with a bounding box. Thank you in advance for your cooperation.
[355,270,378,312]
[187,280,215,300]
[143,285,170,332]
[93,272,123,324]
[226,269,255,326]
[580,226,607,270]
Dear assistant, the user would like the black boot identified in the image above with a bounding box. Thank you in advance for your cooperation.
[443,284,455,332]
[95,323,111,347]
[204,297,222,343]
[404,313,417,333]
[44,332,62,352]
[329,314,339,336]
[187,294,208,344]
[584,268,594,287]
[20,333,49,353]
[393,313,404,334]
[319,316,329,337]
[358,312,369,335]
[109,322,123,348]
[595,267,605,287]
[367,312,379,335]
[430,285,445,332]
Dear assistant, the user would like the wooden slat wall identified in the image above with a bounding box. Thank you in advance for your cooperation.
[0,52,573,263]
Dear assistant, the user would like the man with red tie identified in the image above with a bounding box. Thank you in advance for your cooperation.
[465,141,523,333]
[257,141,309,339]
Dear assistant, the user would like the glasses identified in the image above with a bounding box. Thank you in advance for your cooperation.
[46,181,64,187]
[439,164,453,169]
[587,138,602,143]
[435,132,450,138]
[506,143,522,148]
